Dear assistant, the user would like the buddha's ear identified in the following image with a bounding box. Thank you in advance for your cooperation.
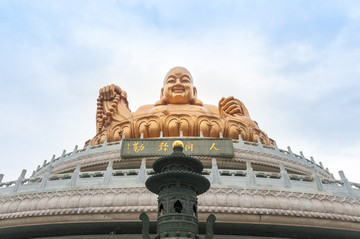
[160,87,164,98]
[155,87,166,106]
[191,87,203,106]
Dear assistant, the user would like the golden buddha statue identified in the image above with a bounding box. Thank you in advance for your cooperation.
[90,66,273,146]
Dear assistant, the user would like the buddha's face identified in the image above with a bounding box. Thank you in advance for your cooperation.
[162,67,197,104]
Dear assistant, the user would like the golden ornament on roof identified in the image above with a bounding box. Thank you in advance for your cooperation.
[172,140,184,149]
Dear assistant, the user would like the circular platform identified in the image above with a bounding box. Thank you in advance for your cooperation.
[0,137,359,238]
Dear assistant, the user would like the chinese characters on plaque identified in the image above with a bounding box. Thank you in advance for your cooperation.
[121,138,234,158]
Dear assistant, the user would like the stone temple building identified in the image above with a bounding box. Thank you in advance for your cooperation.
[0,67,359,238]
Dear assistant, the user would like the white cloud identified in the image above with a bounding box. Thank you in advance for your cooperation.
[0,1,359,184]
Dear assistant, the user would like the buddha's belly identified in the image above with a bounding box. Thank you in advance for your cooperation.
[135,113,223,138]
[94,112,272,146]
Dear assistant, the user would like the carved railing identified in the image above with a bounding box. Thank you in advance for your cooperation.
[1,158,359,201]
[27,134,333,179]
[235,138,331,176]
[1,134,357,198]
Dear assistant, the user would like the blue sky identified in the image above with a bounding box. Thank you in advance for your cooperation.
[0,0,360,182]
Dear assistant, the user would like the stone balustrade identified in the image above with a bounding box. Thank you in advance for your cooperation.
[25,134,333,180]
[0,157,359,200]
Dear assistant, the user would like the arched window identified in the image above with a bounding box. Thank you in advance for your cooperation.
[193,204,197,216]
[159,203,164,216]
[174,200,183,213]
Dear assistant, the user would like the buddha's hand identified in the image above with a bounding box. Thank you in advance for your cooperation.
[99,84,127,102]
[96,84,131,131]
[219,96,243,117]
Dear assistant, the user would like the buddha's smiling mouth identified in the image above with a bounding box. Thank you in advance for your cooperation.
[172,86,185,93]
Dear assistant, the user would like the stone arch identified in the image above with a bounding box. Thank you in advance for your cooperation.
[174,200,183,213]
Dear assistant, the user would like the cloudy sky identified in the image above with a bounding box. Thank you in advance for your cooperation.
[0,0,359,183]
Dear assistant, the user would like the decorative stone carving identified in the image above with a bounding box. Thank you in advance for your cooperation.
[1,187,359,226]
